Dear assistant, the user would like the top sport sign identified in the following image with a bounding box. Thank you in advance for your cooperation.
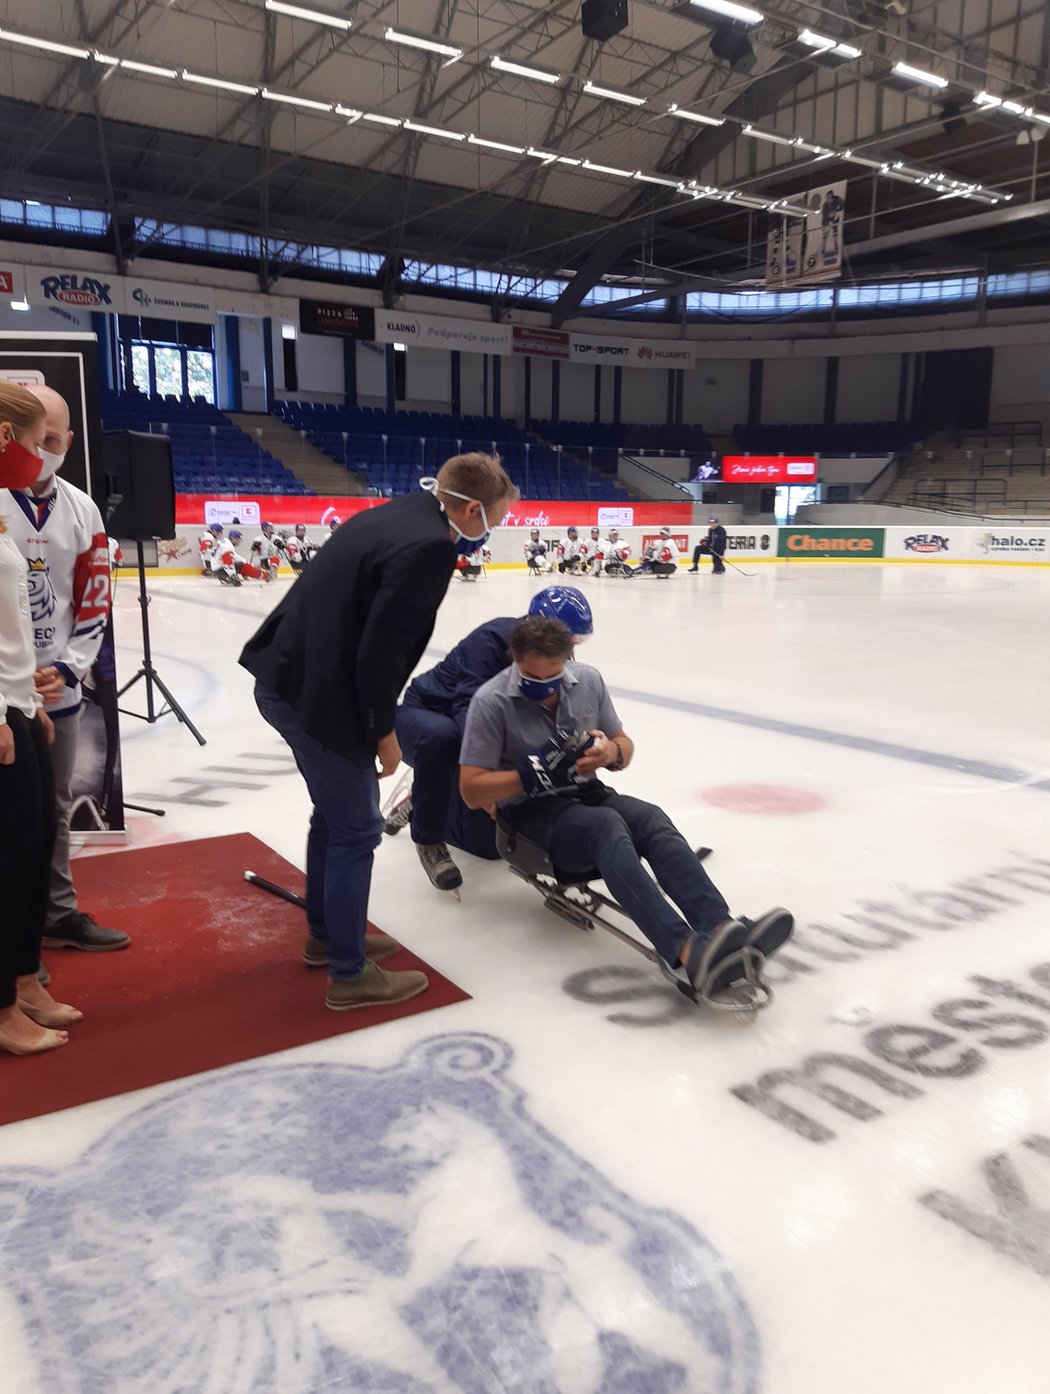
[722,456,818,484]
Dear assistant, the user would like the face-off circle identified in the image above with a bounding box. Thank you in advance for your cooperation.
[701,784,828,815]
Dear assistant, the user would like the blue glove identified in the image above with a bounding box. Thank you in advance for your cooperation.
[517,730,594,799]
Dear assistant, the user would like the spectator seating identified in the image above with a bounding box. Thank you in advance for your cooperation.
[733,422,918,455]
[276,402,634,500]
[101,390,310,495]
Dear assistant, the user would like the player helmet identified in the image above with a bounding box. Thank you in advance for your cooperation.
[608,529,619,540]
[261,521,273,536]
[529,586,594,639]
[567,526,578,538]
[530,528,540,539]
[295,523,306,537]
[209,523,224,535]
[229,528,242,541]
[659,526,671,537]
[590,527,600,537]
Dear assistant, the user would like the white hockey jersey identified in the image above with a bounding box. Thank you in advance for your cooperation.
[604,536,631,561]
[558,535,583,562]
[5,478,111,716]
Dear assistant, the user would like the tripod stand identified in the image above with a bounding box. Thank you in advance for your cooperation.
[117,540,206,748]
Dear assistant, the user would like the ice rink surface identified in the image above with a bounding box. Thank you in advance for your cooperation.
[3,562,1049,1394]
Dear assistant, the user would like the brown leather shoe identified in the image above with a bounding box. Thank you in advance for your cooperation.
[302,933,401,967]
[325,962,428,1011]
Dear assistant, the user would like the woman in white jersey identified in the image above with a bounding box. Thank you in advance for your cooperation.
[0,383,80,1055]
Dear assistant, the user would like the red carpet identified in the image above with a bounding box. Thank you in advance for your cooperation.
[0,833,470,1127]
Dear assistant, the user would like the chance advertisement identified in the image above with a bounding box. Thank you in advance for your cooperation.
[779,527,884,559]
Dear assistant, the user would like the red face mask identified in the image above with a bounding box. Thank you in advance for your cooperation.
[0,436,45,490]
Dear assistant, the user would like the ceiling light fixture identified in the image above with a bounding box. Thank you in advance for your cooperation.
[582,160,632,177]
[265,1,352,31]
[334,104,362,121]
[796,29,860,59]
[361,112,402,126]
[582,80,646,107]
[633,171,681,187]
[120,59,179,78]
[892,61,949,89]
[742,125,793,145]
[685,0,763,24]
[467,134,526,154]
[526,146,557,162]
[183,71,259,95]
[667,104,724,126]
[384,27,462,61]
[974,91,1001,107]
[261,88,333,111]
[490,55,560,84]
[404,120,466,140]
[91,50,119,66]
[0,28,90,58]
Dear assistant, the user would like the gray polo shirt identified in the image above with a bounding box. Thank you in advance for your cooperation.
[460,661,622,808]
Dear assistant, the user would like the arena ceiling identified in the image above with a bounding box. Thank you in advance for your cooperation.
[2,0,1050,319]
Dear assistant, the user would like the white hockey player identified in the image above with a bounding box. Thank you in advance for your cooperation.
[317,516,341,549]
[603,528,633,578]
[215,527,248,586]
[580,526,605,576]
[454,542,492,581]
[636,526,679,578]
[556,525,584,574]
[523,528,552,573]
[199,522,223,576]
[249,521,281,582]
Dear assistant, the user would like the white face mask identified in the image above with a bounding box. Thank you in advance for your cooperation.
[420,476,491,547]
[34,449,66,490]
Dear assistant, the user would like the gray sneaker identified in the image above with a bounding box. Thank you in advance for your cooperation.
[325,961,428,1011]
[416,842,463,893]
[384,795,413,836]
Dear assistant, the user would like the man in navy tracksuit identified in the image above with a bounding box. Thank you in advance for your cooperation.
[689,516,727,575]
[391,587,593,893]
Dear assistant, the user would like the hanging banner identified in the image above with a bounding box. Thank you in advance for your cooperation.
[569,333,697,367]
[373,309,513,353]
[767,182,846,288]
[124,278,215,323]
[0,336,124,835]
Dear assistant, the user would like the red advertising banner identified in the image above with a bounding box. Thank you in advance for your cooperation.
[0,271,13,294]
[722,456,818,484]
[174,495,695,528]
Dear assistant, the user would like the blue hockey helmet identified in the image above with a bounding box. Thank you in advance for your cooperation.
[567,526,578,538]
[529,586,594,639]
[261,520,273,534]
[209,523,224,535]
[229,528,242,541]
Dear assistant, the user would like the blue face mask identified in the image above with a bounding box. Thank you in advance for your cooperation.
[518,667,564,702]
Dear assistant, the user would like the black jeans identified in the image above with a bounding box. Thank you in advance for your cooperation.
[0,710,56,1008]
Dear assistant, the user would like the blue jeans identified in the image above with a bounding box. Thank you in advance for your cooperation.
[511,792,729,968]
[396,693,500,859]
[254,683,383,979]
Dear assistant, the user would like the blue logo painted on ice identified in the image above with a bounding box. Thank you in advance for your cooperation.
[0,1033,760,1392]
